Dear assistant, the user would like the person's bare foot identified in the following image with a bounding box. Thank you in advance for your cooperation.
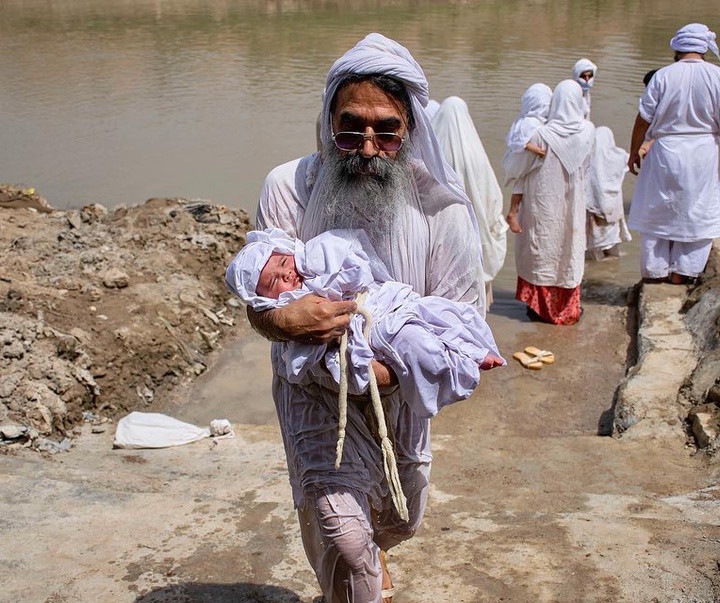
[669,273,696,285]
[380,550,394,602]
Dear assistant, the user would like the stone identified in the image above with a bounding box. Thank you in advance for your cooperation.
[102,269,130,289]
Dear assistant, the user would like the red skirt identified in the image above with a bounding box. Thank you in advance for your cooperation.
[516,276,582,325]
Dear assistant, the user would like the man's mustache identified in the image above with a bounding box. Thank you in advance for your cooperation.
[339,154,392,179]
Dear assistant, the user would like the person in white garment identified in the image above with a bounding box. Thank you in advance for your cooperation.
[502,82,553,186]
[572,58,597,119]
[430,96,508,305]
[585,126,632,260]
[505,79,595,325]
[502,83,553,237]
[424,98,441,120]
[628,22,720,284]
[246,33,485,603]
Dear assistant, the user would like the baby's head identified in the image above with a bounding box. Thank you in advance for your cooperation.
[225,228,302,310]
[257,252,302,298]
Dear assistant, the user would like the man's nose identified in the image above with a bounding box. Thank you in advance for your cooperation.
[359,127,379,158]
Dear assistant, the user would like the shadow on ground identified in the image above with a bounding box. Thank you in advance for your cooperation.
[135,582,305,603]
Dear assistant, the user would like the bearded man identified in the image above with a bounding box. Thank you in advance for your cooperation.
[246,33,485,603]
[628,23,720,284]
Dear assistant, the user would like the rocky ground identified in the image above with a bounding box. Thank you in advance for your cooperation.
[0,187,252,451]
[1,187,719,602]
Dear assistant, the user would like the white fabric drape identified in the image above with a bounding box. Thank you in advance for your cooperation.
[588,126,629,223]
[431,96,507,283]
[502,83,552,188]
[538,79,595,175]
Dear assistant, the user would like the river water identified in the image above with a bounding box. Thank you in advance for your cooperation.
[2,0,717,422]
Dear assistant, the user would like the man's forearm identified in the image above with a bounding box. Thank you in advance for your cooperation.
[630,113,651,158]
[247,306,288,342]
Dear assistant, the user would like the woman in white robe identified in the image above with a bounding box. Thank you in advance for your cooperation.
[506,80,595,325]
[586,126,632,260]
[431,96,507,304]
[572,58,597,119]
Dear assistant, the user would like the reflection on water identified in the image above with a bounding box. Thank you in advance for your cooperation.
[1,0,717,219]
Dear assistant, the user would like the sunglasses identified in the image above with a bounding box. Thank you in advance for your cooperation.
[331,130,405,152]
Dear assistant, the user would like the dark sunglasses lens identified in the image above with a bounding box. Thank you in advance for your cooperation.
[334,132,363,150]
[375,134,402,151]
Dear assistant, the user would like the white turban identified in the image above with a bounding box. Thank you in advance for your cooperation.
[225,228,302,311]
[316,33,477,231]
[572,58,597,91]
[670,23,720,59]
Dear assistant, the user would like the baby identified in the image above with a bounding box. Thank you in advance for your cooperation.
[226,228,504,419]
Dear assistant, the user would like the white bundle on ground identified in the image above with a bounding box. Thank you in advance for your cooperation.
[113,412,234,449]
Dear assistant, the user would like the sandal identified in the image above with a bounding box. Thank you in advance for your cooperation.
[512,351,543,370]
[380,550,394,602]
[524,346,555,364]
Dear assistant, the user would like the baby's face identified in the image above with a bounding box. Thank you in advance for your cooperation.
[257,252,302,298]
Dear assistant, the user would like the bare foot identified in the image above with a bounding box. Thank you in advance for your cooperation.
[380,550,394,603]
[669,273,696,285]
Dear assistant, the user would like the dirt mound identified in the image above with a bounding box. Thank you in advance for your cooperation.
[0,194,252,451]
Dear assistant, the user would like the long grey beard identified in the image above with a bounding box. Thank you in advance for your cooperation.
[317,144,414,264]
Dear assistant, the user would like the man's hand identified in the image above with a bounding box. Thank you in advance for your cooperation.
[628,151,642,175]
[247,294,357,345]
[280,295,357,344]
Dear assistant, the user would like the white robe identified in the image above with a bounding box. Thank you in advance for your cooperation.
[513,79,594,289]
[431,96,508,283]
[256,154,485,508]
[586,126,632,255]
[628,59,720,241]
[514,136,590,288]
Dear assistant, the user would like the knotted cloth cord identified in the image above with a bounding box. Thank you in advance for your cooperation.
[334,291,409,521]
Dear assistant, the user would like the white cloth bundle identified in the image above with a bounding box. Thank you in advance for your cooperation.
[113,412,234,449]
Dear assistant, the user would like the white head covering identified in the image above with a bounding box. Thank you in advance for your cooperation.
[505,83,553,152]
[572,58,597,91]
[538,79,595,175]
[670,23,720,59]
[225,228,302,311]
[424,99,441,120]
[311,33,478,234]
[431,96,507,282]
[588,126,629,222]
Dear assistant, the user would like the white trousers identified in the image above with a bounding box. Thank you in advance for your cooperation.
[297,463,429,603]
[640,236,712,279]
